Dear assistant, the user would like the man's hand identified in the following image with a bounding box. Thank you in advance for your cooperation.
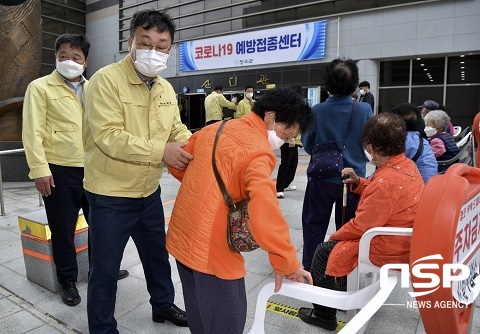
[34,176,55,197]
[163,142,193,170]
[274,268,313,292]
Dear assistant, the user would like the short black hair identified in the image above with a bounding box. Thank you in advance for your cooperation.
[214,85,223,91]
[391,103,423,132]
[245,85,254,91]
[321,59,359,96]
[359,81,370,88]
[362,113,406,157]
[130,9,176,43]
[252,88,313,133]
[54,34,90,58]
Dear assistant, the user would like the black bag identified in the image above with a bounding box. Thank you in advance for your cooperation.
[307,102,357,179]
[307,141,344,179]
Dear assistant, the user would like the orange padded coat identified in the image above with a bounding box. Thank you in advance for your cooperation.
[327,154,425,277]
[166,113,301,280]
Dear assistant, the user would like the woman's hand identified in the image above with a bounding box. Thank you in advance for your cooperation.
[274,268,313,292]
[342,168,359,186]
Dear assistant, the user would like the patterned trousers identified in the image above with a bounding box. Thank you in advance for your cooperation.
[311,240,347,318]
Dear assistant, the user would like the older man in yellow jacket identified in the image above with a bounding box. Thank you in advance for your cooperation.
[23,34,91,307]
[83,9,191,333]
[23,34,129,308]
[204,84,237,125]
[234,85,255,119]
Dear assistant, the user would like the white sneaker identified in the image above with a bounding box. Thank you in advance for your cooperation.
[285,184,297,191]
[276,192,285,198]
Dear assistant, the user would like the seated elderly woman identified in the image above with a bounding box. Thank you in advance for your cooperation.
[391,103,438,183]
[424,109,459,172]
[298,113,424,331]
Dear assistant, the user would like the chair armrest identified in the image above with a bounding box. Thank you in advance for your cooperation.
[358,227,413,272]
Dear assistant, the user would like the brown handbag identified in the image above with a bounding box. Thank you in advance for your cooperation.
[212,120,260,252]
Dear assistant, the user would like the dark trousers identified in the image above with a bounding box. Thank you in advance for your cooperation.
[302,180,359,271]
[86,187,173,334]
[276,143,299,192]
[311,241,346,318]
[177,261,247,334]
[42,164,88,284]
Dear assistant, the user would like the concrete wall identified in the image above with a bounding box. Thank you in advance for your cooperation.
[86,0,480,82]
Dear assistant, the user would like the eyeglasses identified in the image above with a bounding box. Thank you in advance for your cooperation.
[135,41,170,54]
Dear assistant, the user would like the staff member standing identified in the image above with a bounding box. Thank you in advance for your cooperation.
[22,34,129,308]
[83,9,191,333]
[234,85,255,119]
[23,34,90,307]
[205,85,237,125]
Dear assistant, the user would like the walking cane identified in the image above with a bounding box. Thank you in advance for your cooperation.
[342,174,349,225]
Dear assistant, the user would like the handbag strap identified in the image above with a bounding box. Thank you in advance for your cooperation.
[212,120,236,212]
[411,132,424,162]
[342,101,358,149]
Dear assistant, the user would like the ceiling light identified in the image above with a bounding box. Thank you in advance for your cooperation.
[424,68,428,71]
[421,64,425,66]
[460,61,465,64]
[417,58,421,60]
[461,66,465,69]
[460,55,465,57]
[430,79,434,82]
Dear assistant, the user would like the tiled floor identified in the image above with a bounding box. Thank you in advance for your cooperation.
[0,150,479,333]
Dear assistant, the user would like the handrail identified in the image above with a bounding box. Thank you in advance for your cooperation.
[0,148,42,216]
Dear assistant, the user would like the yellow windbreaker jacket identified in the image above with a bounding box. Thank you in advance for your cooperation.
[204,91,237,123]
[83,55,191,198]
[234,97,254,119]
[22,70,86,179]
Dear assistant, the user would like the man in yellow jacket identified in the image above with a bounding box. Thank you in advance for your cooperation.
[83,9,191,333]
[23,34,91,307]
[204,85,237,125]
[22,34,129,308]
[234,85,255,119]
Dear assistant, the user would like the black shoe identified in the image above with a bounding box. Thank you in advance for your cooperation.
[117,269,129,280]
[298,307,337,331]
[61,281,81,306]
[152,304,188,327]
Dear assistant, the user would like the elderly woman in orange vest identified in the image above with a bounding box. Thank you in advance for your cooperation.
[298,113,425,331]
[166,88,313,334]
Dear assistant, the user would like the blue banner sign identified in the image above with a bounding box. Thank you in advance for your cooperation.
[179,20,326,72]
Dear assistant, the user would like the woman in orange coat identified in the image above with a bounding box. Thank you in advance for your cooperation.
[166,88,313,334]
[298,113,425,331]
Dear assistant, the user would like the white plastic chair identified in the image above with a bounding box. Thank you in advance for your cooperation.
[453,126,462,138]
[346,227,413,321]
[248,276,398,334]
[456,131,472,148]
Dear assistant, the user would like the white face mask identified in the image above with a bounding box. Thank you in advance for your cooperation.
[134,49,169,77]
[246,92,254,99]
[364,149,373,162]
[425,126,437,137]
[267,120,285,150]
[56,60,85,79]
[359,89,366,95]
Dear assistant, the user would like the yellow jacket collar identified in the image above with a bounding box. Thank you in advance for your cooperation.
[49,70,85,86]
